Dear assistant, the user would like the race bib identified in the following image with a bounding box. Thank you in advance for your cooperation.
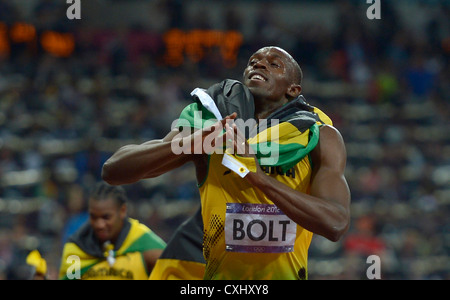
[225,203,297,253]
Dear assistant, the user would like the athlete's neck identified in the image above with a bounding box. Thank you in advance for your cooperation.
[254,97,289,120]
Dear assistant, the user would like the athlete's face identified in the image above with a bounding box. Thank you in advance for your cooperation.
[243,47,300,103]
[89,197,126,244]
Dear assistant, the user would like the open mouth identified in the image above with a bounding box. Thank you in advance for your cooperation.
[249,73,267,82]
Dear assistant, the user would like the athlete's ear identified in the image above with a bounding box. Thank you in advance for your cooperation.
[287,84,302,99]
[120,203,127,219]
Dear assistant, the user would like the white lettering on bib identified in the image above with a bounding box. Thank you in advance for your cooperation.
[225,203,297,253]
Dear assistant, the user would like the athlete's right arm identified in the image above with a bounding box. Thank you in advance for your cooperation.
[101,129,192,185]
[102,113,236,185]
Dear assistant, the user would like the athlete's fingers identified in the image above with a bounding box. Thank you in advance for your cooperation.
[231,123,245,155]
[239,125,255,156]
[224,122,234,151]
[222,112,237,123]
[224,122,253,156]
[202,112,237,137]
[212,127,226,150]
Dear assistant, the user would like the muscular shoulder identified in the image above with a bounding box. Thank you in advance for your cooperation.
[311,125,347,170]
[318,125,345,146]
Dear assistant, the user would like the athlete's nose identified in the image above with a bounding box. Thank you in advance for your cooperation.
[92,218,106,230]
[253,59,268,70]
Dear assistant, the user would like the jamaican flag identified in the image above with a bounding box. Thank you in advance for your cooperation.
[59,218,166,280]
[176,79,332,174]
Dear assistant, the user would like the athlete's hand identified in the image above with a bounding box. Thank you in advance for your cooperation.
[225,121,274,188]
[184,113,237,155]
[224,121,255,157]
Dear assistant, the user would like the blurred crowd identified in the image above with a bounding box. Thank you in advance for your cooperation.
[0,0,448,279]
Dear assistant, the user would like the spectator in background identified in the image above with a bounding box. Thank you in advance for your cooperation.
[59,182,166,280]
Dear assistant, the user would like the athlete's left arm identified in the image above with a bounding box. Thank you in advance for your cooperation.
[243,125,351,242]
[142,249,164,274]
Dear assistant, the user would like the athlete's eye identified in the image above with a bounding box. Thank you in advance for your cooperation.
[270,59,282,68]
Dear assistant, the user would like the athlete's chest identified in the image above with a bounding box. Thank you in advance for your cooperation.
[207,154,312,191]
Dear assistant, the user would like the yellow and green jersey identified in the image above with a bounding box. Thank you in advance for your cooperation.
[200,152,314,280]
[59,218,166,280]
[200,107,332,279]
[177,80,333,279]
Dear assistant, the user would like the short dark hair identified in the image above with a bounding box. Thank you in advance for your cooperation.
[89,182,127,207]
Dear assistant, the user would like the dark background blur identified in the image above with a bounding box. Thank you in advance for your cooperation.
[0,0,448,280]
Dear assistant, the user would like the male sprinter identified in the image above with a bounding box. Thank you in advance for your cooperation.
[102,46,351,279]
